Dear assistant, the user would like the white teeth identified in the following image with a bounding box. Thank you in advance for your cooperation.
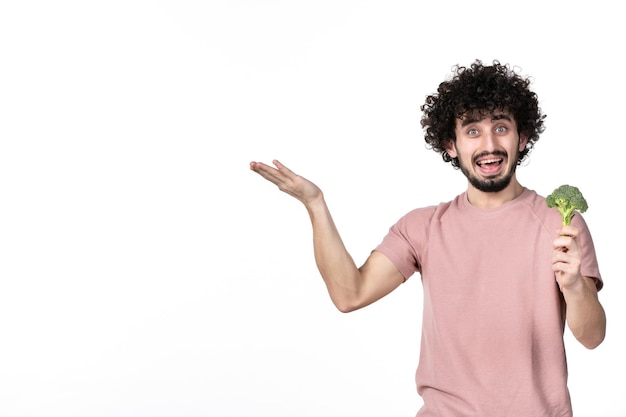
[477,158,502,166]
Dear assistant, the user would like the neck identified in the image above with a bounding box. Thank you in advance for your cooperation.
[466,178,524,209]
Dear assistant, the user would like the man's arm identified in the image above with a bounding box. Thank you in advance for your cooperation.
[250,160,404,312]
[553,225,606,349]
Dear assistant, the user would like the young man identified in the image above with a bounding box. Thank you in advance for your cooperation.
[249,60,606,416]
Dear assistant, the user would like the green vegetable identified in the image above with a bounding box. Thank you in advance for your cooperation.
[546,184,588,226]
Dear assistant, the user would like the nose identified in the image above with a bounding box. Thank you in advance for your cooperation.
[481,132,497,152]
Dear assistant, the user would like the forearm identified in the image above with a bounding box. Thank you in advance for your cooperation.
[563,277,606,349]
[305,196,363,311]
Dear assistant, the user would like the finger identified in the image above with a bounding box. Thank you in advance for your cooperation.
[273,160,297,177]
[552,260,572,277]
[250,161,289,185]
[556,225,579,238]
[249,161,271,172]
[552,251,580,277]
[553,236,570,253]
[251,160,281,171]
[552,250,568,264]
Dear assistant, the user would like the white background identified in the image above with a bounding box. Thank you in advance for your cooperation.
[1,1,624,416]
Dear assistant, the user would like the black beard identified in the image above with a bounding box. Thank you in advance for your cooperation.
[457,151,518,193]
[465,169,515,192]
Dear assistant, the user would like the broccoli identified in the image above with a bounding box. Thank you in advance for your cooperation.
[546,184,588,226]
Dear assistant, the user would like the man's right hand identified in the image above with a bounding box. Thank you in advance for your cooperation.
[249,160,323,207]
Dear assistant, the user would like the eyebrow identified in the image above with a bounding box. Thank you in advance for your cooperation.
[460,113,513,127]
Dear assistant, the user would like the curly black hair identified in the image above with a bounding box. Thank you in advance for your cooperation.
[420,60,546,168]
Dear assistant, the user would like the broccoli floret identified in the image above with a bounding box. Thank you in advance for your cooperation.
[546,184,588,226]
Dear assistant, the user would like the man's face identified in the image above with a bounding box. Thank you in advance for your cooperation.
[447,112,528,193]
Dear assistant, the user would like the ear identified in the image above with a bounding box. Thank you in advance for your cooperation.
[445,140,457,158]
[518,134,529,151]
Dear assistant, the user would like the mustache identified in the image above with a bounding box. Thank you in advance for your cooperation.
[472,150,507,164]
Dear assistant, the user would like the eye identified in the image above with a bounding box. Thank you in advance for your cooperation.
[467,128,479,136]
[495,125,507,133]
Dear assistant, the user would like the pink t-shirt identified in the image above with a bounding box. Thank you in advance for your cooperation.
[375,188,602,417]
